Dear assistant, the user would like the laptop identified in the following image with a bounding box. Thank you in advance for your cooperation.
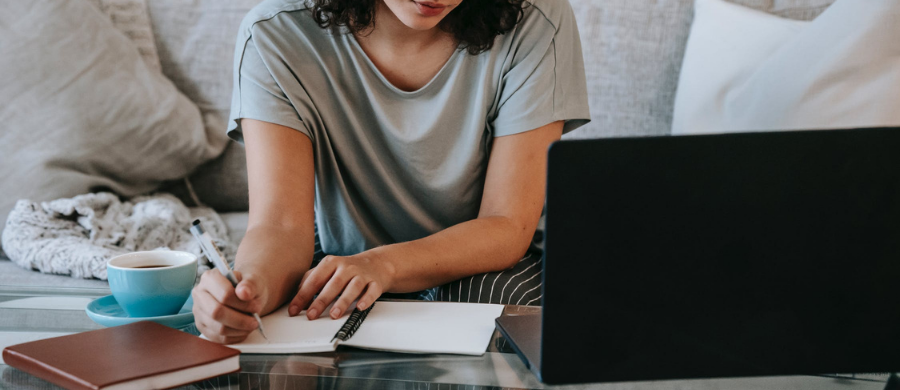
[496,127,900,384]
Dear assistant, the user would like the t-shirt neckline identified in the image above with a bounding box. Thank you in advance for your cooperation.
[346,32,464,98]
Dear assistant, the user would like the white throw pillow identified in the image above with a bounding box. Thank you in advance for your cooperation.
[0,0,227,224]
[672,0,900,135]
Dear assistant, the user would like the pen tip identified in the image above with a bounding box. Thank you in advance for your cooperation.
[192,219,201,226]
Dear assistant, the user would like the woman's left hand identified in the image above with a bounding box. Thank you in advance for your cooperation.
[288,254,395,319]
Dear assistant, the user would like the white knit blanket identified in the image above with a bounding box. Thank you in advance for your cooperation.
[1,192,235,280]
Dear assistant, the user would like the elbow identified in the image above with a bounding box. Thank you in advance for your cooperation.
[501,218,536,270]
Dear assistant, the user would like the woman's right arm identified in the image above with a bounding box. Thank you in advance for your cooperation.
[193,118,316,344]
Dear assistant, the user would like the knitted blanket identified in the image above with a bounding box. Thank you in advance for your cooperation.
[1,192,235,280]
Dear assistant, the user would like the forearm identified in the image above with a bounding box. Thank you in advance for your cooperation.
[233,224,313,314]
[365,215,533,293]
[286,122,560,317]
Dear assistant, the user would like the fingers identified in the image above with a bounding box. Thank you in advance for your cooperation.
[194,287,259,331]
[193,290,256,344]
[330,277,368,319]
[195,317,252,337]
[288,270,312,317]
[235,279,260,312]
[232,270,255,303]
[194,307,253,344]
[193,269,262,344]
[305,267,351,320]
[200,270,261,314]
[287,256,389,320]
[195,317,251,344]
[357,281,383,311]
[289,259,336,317]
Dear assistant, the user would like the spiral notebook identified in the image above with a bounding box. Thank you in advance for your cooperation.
[228,301,504,356]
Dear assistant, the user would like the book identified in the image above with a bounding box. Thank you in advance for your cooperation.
[2,321,240,390]
[228,301,504,356]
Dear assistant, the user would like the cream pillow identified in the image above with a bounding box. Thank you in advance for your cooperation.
[672,0,900,135]
[0,0,227,224]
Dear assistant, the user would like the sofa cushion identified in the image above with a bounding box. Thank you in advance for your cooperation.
[147,0,262,212]
[723,0,900,131]
[766,0,835,19]
[84,0,162,72]
[0,260,110,292]
[0,0,158,261]
[565,0,835,139]
[0,0,225,230]
[672,0,900,134]
[672,0,809,134]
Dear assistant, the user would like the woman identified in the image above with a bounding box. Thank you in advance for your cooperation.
[193,0,590,344]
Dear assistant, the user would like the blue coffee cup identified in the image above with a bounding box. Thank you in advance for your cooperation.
[107,251,197,317]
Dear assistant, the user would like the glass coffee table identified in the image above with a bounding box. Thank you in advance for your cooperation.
[0,283,891,389]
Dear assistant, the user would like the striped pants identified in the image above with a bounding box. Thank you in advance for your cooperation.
[419,249,544,306]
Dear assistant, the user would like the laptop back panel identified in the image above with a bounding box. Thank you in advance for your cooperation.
[495,315,542,374]
[541,128,900,383]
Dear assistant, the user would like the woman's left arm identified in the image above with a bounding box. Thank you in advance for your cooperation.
[289,121,563,319]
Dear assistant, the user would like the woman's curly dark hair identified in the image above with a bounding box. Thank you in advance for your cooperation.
[311,0,527,55]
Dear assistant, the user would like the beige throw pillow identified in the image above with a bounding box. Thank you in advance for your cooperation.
[84,0,162,71]
[0,1,226,226]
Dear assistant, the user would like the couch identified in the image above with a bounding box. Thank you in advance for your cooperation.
[0,0,835,290]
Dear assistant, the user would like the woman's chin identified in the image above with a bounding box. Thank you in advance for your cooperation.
[396,15,443,31]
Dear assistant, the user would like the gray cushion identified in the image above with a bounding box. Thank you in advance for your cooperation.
[147,0,262,211]
[0,1,225,229]
[186,143,250,212]
[565,0,835,140]
[84,0,163,72]
[766,0,835,19]
[0,259,110,291]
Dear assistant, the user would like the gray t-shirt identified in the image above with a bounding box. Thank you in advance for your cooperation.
[228,0,591,256]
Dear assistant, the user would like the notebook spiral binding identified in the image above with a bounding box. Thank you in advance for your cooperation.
[332,303,375,342]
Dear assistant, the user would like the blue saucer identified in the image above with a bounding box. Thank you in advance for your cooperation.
[86,295,194,329]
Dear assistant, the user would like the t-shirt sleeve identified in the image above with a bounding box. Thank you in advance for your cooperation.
[227,35,312,144]
[490,0,591,137]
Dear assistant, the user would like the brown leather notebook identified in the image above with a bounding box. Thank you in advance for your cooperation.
[2,321,240,390]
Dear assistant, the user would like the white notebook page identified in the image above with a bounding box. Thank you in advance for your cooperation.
[230,304,344,354]
[227,301,504,355]
[342,301,504,356]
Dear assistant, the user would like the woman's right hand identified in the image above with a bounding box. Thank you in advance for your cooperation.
[192,269,267,344]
